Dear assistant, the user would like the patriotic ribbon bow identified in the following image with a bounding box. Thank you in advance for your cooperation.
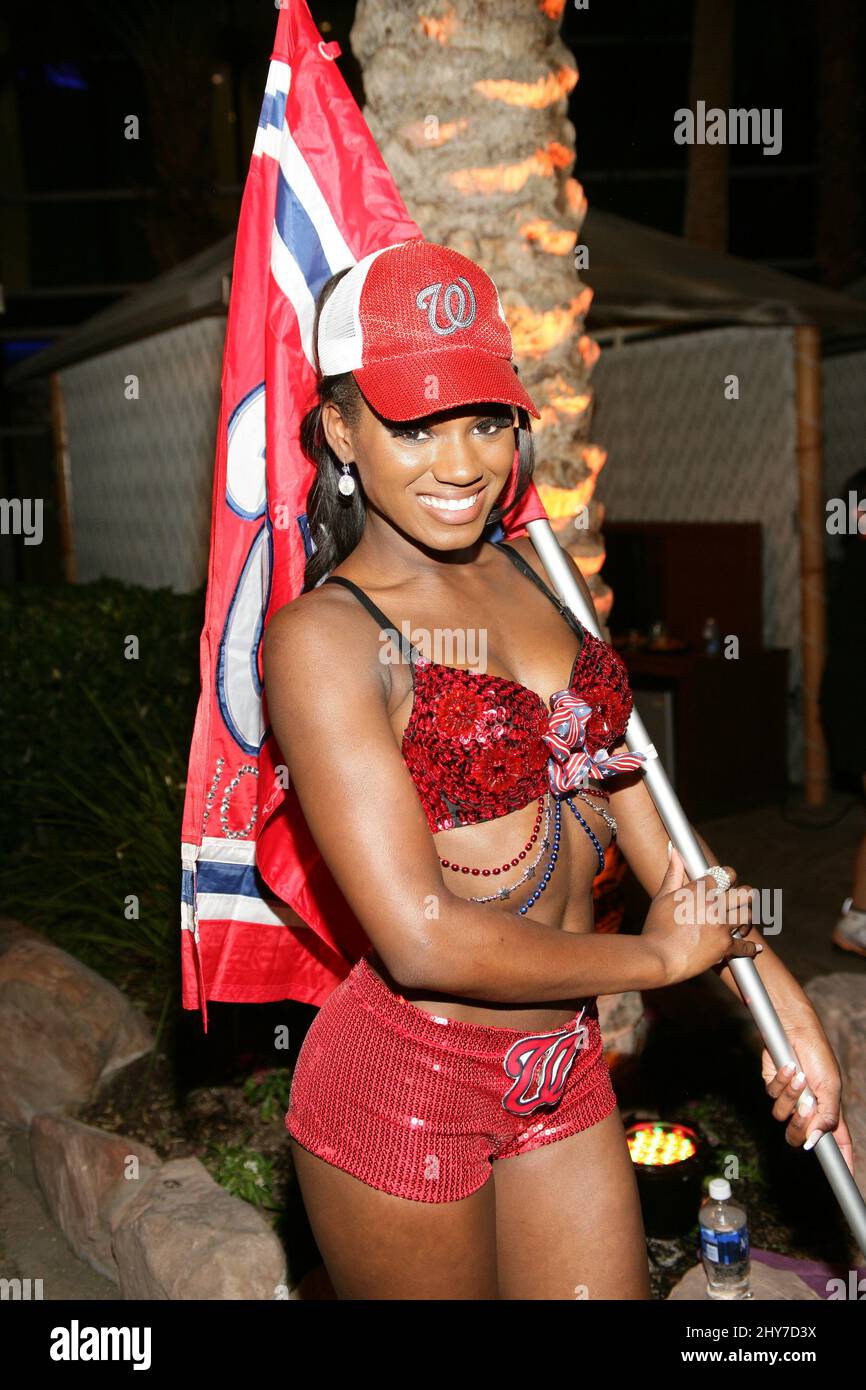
[542,689,648,795]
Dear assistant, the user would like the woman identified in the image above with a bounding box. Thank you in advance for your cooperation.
[264,239,853,1300]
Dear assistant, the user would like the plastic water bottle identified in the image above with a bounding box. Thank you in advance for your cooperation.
[699,1178,751,1299]
[701,617,721,655]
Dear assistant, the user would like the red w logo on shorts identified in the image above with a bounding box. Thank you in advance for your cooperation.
[501,1016,588,1117]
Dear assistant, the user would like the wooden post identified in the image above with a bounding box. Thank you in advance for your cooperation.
[794,325,828,804]
[49,371,75,582]
[684,0,734,251]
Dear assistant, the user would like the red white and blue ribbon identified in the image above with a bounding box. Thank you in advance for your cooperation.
[542,690,648,794]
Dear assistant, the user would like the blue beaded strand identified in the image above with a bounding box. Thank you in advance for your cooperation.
[516,790,607,916]
[518,792,561,915]
[564,793,606,874]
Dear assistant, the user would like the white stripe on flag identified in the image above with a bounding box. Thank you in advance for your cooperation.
[195,892,309,929]
[266,58,291,95]
[270,225,319,366]
[188,838,314,929]
[199,836,258,863]
[276,129,354,272]
[253,60,292,158]
[255,121,283,161]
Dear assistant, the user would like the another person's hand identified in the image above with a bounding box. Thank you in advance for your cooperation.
[761,1019,855,1178]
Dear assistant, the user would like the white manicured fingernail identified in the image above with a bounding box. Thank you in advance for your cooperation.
[796,1093,815,1116]
[667,840,673,860]
[803,1130,824,1152]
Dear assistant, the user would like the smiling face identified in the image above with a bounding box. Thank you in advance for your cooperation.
[321,383,517,548]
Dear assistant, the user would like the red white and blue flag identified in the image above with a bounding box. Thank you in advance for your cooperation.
[180,0,548,1031]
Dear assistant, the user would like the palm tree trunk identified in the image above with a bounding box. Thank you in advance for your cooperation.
[351,0,640,1045]
[351,0,610,612]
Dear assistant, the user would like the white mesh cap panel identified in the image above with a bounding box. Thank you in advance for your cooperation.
[317,241,410,376]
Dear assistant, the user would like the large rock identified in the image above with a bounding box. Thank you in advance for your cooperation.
[804,972,866,1266]
[743,972,866,1266]
[0,919,153,1127]
[112,1157,287,1299]
[598,990,647,1094]
[29,1113,162,1282]
[803,974,866,1126]
[598,989,647,1058]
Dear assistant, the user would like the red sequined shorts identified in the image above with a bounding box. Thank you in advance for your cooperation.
[285,949,618,1204]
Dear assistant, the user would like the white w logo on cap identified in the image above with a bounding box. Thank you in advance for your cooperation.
[415,278,477,336]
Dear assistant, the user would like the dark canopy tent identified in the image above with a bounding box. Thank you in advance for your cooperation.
[8,209,866,389]
[579,208,866,346]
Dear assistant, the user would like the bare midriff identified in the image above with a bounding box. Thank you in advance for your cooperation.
[367,788,613,1032]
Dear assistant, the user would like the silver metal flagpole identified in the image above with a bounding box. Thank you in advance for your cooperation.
[525,516,866,1257]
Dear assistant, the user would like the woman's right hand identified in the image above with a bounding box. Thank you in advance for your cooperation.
[642,846,763,986]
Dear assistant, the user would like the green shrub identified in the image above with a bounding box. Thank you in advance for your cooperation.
[0,578,204,1007]
[243,1067,293,1123]
[204,1142,280,1214]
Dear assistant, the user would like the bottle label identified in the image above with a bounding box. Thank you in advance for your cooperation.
[700,1225,749,1265]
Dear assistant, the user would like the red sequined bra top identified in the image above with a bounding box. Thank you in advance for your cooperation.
[323,540,646,834]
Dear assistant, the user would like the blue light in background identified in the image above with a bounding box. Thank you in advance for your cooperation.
[43,63,88,91]
[2,340,54,368]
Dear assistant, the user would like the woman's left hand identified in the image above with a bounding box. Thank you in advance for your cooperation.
[761,1016,855,1178]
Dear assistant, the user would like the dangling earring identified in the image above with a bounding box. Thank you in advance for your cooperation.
[337,461,356,497]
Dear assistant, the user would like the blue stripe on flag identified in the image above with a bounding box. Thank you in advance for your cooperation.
[196,856,271,901]
[274,167,331,296]
[258,88,287,134]
[297,511,314,558]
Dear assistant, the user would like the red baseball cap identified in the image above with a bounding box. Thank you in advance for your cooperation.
[316,237,541,422]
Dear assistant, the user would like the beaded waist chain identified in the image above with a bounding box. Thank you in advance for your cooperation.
[439,787,618,916]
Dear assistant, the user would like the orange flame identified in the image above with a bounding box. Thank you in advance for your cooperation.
[577,334,601,369]
[550,389,592,416]
[563,177,588,225]
[473,66,577,108]
[419,7,459,42]
[519,219,577,255]
[539,0,566,19]
[580,444,608,476]
[507,289,593,357]
[448,142,573,196]
[402,117,469,147]
[539,372,591,417]
[537,482,595,518]
[581,555,606,580]
[538,142,573,172]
